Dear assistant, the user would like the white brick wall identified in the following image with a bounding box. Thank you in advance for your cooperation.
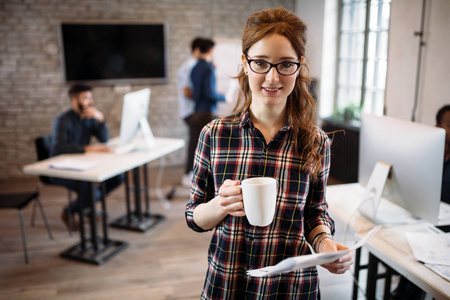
[0,0,294,179]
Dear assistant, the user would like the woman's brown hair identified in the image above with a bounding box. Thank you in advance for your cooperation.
[234,7,323,180]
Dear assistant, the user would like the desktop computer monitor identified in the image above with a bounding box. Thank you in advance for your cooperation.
[358,113,445,225]
[115,88,154,152]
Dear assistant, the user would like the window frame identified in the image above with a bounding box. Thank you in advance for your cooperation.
[334,0,391,119]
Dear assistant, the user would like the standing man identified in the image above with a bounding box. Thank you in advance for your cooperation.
[51,84,123,230]
[177,37,204,186]
[189,39,226,169]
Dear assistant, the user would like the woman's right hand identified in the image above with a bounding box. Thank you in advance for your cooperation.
[218,179,245,217]
[193,179,245,230]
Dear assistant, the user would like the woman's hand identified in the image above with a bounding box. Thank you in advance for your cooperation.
[318,239,354,274]
[193,179,244,230]
[218,179,245,217]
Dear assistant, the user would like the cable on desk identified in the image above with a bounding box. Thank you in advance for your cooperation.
[155,156,171,210]
[342,196,375,245]
[341,196,378,300]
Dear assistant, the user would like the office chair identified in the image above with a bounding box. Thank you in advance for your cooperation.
[0,191,53,263]
[33,135,75,235]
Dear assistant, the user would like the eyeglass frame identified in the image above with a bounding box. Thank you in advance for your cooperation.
[244,54,302,76]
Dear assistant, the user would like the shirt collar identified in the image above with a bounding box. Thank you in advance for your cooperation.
[239,109,292,131]
[239,110,251,127]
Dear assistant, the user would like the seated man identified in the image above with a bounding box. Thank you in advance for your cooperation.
[436,104,450,204]
[50,84,123,230]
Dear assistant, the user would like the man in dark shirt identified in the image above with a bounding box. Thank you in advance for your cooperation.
[51,84,123,230]
[191,39,226,114]
[189,39,226,168]
[436,104,450,203]
[177,37,204,186]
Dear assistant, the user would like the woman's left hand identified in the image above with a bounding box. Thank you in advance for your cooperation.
[318,239,354,274]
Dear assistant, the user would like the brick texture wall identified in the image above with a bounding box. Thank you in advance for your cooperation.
[0,0,294,179]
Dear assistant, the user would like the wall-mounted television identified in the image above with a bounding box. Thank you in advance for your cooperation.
[60,22,168,85]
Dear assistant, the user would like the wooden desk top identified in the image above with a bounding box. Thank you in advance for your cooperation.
[326,183,450,300]
[23,137,185,183]
[326,183,375,233]
[363,225,449,300]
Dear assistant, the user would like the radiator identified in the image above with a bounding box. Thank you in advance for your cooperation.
[321,118,360,183]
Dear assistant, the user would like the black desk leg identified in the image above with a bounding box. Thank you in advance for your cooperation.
[125,172,131,223]
[101,182,108,244]
[366,253,378,300]
[143,164,150,214]
[383,265,393,300]
[353,248,362,300]
[60,180,128,265]
[89,183,98,251]
[111,164,165,232]
[77,181,86,250]
[133,167,142,220]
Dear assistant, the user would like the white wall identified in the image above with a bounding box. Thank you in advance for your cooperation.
[296,0,450,126]
[295,0,326,80]
[385,0,450,125]
[295,0,334,118]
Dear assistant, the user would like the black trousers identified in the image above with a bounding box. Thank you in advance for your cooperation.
[51,174,124,214]
[185,111,215,174]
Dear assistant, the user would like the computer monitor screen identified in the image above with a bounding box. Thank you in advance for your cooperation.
[358,113,445,224]
[119,88,151,146]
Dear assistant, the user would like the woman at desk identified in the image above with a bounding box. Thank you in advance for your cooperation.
[51,84,123,231]
[185,7,354,299]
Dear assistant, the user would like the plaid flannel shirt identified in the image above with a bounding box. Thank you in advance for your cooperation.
[185,111,334,300]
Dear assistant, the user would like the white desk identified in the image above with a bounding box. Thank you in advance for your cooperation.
[23,137,185,264]
[326,183,450,300]
[24,137,185,182]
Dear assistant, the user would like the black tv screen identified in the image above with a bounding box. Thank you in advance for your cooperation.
[60,23,167,85]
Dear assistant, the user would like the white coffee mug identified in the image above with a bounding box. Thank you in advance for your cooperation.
[239,177,278,227]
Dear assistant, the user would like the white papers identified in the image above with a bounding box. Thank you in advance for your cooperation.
[406,232,450,281]
[247,226,381,277]
[424,264,450,282]
[406,232,450,265]
[49,158,101,171]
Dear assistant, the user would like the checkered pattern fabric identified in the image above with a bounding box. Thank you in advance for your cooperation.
[186,111,334,300]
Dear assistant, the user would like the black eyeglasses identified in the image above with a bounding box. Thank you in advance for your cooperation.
[245,55,301,76]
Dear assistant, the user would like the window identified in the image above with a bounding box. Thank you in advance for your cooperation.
[335,0,391,119]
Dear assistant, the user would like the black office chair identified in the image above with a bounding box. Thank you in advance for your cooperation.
[0,192,53,263]
[33,135,75,235]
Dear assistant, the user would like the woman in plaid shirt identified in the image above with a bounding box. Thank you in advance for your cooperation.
[185,7,354,300]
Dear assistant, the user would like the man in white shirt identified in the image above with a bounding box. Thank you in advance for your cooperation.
[177,37,204,186]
